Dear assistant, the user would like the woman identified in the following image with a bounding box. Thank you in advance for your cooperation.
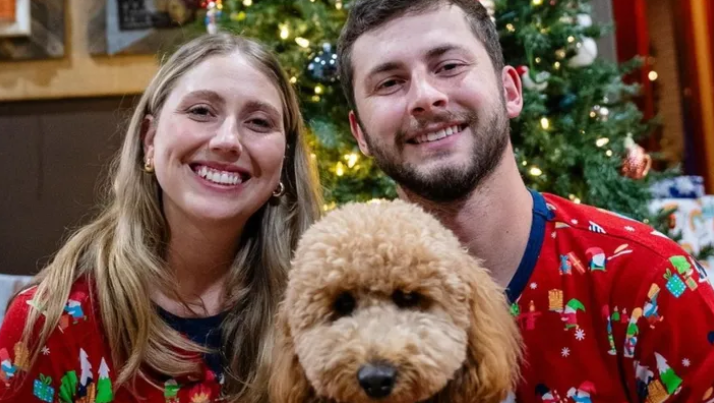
[0,33,322,403]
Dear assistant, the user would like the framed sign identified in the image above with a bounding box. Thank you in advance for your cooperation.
[89,0,202,56]
[0,0,64,60]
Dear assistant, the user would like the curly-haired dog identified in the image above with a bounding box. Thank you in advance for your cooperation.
[270,199,523,403]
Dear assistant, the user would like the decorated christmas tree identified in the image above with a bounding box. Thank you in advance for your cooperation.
[193,0,714,264]
[198,0,673,217]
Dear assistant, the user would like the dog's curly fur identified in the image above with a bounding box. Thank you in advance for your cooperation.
[269,199,523,403]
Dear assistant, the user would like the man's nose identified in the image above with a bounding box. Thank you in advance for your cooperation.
[407,76,448,117]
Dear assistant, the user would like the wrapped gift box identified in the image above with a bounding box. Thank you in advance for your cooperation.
[650,176,706,199]
[650,196,714,277]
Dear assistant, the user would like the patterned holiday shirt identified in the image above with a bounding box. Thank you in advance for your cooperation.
[0,278,225,402]
[511,190,714,402]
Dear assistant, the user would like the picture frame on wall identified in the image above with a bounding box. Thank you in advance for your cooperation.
[0,0,65,61]
[0,0,30,37]
[88,0,203,56]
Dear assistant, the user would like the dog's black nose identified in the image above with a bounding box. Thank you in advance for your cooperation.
[357,363,396,399]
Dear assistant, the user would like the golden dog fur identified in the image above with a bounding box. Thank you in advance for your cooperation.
[269,199,523,403]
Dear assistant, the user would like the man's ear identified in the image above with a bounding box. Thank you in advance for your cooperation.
[501,66,524,119]
[142,115,156,162]
[349,110,371,157]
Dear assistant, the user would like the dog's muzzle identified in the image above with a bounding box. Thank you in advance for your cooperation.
[357,363,397,399]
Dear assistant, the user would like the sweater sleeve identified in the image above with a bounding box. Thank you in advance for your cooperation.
[0,285,97,403]
[621,255,714,402]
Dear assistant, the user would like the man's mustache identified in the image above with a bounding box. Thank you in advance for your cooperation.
[396,110,479,144]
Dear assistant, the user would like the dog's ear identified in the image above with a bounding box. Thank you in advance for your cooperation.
[269,302,318,403]
[438,257,524,403]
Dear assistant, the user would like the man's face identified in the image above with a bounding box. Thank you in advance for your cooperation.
[349,4,522,202]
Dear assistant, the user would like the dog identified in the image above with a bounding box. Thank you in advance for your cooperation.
[270,199,523,403]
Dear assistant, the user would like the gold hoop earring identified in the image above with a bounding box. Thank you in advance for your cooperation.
[272,182,285,198]
[143,159,155,174]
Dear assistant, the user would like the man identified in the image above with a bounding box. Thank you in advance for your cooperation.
[336,0,714,401]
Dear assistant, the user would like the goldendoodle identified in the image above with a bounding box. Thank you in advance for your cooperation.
[270,199,522,403]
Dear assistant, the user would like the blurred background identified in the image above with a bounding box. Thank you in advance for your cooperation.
[0,0,713,316]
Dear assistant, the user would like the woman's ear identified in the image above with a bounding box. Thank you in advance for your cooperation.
[142,114,157,163]
[268,302,317,403]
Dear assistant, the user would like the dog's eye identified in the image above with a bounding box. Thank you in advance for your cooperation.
[393,290,422,309]
[332,292,356,319]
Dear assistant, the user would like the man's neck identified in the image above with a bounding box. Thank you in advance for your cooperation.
[398,147,534,288]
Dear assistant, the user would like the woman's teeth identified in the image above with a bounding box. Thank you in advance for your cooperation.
[195,166,242,186]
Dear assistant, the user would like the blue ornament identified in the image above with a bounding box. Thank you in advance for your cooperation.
[307,43,339,83]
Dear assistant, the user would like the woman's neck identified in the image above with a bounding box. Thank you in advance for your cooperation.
[155,210,245,318]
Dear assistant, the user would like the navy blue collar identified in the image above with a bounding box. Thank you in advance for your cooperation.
[156,306,225,376]
[505,189,551,303]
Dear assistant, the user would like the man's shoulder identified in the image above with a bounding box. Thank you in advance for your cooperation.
[541,192,690,264]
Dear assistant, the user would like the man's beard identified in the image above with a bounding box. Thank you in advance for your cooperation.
[362,106,509,203]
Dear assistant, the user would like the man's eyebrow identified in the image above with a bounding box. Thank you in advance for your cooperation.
[366,61,403,80]
[366,44,470,79]
[425,44,469,60]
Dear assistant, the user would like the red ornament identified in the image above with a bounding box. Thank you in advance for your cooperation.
[621,137,652,180]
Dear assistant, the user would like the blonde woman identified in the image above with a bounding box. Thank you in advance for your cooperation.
[0,33,322,403]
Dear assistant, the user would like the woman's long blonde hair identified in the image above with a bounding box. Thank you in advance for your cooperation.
[18,33,323,402]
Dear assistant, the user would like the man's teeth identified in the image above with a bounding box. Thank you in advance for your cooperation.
[195,166,242,185]
[414,125,462,144]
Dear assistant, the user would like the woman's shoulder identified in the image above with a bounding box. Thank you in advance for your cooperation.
[0,277,114,402]
[1,275,101,343]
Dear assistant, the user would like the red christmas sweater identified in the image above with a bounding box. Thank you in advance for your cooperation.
[512,190,714,402]
[0,278,224,402]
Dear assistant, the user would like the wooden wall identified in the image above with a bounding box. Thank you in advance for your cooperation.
[0,0,159,101]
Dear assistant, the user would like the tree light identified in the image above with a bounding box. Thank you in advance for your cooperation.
[540,117,550,130]
[596,138,610,147]
[279,25,289,40]
[529,167,543,177]
[295,37,310,48]
[345,153,359,168]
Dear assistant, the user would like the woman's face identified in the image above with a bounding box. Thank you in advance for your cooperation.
[143,52,287,229]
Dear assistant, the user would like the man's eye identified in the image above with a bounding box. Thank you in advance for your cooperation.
[438,63,464,74]
[376,79,402,93]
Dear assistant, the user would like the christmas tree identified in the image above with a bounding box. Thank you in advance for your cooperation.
[96,358,113,403]
[654,352,682,395]
[198,0,672,217]
[189,0,714,264]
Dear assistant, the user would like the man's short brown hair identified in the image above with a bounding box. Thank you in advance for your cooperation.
[337,0,504,111]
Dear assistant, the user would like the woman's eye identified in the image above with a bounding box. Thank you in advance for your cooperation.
[248,118,275,131]
[188,106,213,117]
[251,119,270,127]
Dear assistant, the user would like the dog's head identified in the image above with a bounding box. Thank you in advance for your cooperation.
[270,200,522,403]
